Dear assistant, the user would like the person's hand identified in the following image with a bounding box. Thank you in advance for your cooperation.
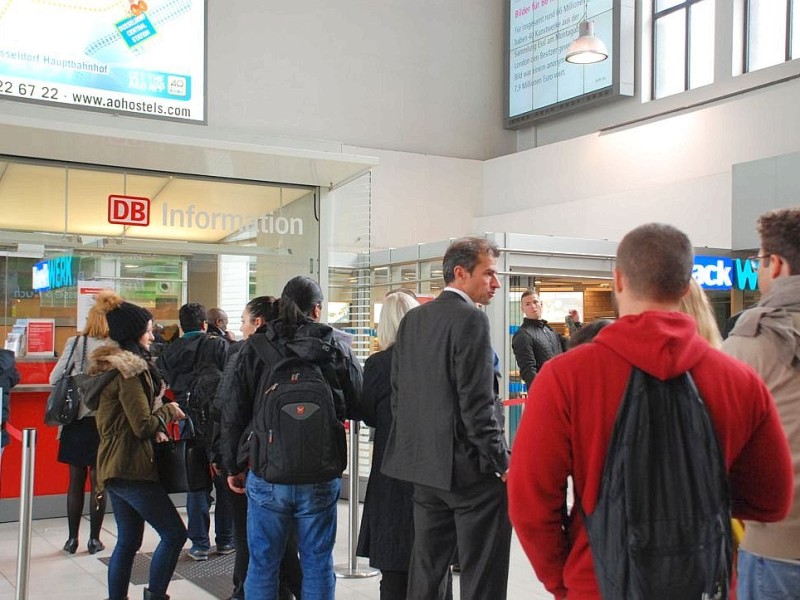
[501,470,509,483]
[155,381,167,401]
[171,406,186,421]
[211,463,224,476]
[154,431,169,443]
[228,472,247,494]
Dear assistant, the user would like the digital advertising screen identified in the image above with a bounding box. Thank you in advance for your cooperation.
[0,0,206,123]
[506,0,634,128]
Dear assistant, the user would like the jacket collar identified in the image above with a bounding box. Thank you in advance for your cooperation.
[441,287,474,306]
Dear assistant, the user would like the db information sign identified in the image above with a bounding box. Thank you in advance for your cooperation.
[108,195,150,226]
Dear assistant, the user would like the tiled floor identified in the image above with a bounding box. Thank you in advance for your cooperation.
[0,502,552,599]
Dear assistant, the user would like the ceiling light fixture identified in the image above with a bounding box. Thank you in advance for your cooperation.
[565,20,608,64]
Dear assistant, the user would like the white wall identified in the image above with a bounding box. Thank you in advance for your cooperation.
[478,76,800,248]
[345,147,483,250]
[3,1,800,254]
[0,1,514,162]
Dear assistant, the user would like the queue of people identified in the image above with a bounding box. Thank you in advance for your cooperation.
[34,207,799,600]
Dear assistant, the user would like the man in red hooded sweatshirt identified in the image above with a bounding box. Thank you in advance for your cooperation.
[508,222,793,600]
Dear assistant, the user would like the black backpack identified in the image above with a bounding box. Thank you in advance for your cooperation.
[247,333,346,484]
[581,367,732,600]
[185,337,224,439]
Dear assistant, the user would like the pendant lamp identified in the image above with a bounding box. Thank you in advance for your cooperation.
[565,20,608,64]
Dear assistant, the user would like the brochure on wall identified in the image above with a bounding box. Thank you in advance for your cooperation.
[5,321,27,356]
[77,281,111,333]
[26,319,55,357]
[4,332,23,356]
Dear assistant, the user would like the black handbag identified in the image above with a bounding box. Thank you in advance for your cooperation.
[153,416,211,493]
[44,336,85,426]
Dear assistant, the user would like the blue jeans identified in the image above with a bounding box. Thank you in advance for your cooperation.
[738,549,800,599]
[245,472,340,600]
[187,472,235,550]
[106,479,187,599]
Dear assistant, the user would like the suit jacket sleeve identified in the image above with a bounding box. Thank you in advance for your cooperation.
[455,309,510,476]
[511,328,537,389]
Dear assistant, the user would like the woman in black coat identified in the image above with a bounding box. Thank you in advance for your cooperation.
[357,290,453,600]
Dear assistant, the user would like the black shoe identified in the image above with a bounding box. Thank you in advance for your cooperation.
[63,538,78,554]
[143,589,169,600]
[88,538,106,554]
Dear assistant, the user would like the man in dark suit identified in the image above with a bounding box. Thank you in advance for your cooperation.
[382,236,511,600]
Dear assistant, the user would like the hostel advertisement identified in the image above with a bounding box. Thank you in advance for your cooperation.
[0,0,205,122]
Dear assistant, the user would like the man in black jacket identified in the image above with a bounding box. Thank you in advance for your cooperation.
[382,237,511,600]
[0,348,21,476]
[156,302,231,561]
[511,289,563,391]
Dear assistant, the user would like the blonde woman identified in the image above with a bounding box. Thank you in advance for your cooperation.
[50,290,115,555]
[679,278,723,348]
[356,290,423,600]
[678,278,744,547]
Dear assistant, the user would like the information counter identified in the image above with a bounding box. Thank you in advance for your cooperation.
[0,357,72,522]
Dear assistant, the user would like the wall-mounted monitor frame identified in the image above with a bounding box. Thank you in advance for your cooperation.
[0,0,207,124]
[505,0,635,128]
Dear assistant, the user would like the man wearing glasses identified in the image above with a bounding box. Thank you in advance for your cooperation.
[723,207,800,599]
[511,290,564,390]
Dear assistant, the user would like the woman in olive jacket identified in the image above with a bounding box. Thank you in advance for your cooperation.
[91,292,186,600]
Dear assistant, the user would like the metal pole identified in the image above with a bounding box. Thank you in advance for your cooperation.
[16,427,36,600]
[334,421,378,579]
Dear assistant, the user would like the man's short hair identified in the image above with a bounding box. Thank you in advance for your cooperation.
[442,237,500,284]
[520,289,538,301]
[179,302,207,332]
[616,223,693,302]
[758,207,800,274]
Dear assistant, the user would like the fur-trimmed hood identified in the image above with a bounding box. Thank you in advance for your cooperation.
[87,343,149,379]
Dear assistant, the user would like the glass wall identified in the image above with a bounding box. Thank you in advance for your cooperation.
[0,155,319,353]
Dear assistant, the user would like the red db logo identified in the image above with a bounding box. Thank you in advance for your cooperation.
[108,195,151,226]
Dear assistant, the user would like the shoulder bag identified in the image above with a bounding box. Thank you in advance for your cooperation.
[44,336,84,426]
[153,415,212,493]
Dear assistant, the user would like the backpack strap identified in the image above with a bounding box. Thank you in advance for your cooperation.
[249,332,341,395]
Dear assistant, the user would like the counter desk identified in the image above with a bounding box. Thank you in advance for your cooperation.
[0,357,74,523]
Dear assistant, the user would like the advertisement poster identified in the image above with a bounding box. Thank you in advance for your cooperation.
[77,281,111,333]
[26,318,55,356]
[509,0,614,120]
[0,0,205,122]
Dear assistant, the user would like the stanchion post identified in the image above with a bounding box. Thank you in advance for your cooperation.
[16,427,36,600]
[334,420,378,579]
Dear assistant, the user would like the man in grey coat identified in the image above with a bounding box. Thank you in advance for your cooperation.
[722,207,800,599]
[382,236,511,600]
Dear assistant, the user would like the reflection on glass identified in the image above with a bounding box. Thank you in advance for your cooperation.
[689,0,714,88]
[656,0,685,11]
[747,0,788,72]
[655,8,687,99]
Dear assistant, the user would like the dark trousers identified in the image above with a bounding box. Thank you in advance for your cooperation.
[408,477,511,600]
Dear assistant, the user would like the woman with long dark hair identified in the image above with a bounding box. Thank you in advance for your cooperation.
[91,292,186,600]
[222,276,363,600]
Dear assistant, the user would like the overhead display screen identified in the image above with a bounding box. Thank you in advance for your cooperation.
[0,0,206,123]
[506,0,634,128]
